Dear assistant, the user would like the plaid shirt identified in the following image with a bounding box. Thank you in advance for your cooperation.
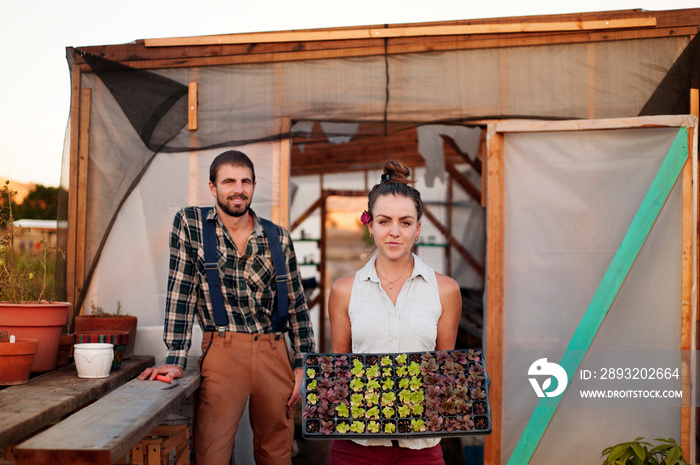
[163,206,314,369]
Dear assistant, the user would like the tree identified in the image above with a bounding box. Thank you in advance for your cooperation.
[13,185,59,220]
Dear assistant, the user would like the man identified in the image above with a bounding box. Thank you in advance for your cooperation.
[139,150,315,464]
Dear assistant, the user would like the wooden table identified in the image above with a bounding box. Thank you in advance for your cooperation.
[12,358,201,465]
[0,356,155,451]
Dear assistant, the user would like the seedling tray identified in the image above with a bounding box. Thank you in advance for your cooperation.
[302,349,491,439]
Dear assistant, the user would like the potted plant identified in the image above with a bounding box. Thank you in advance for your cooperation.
[601,437,689,464]
[74,301,138,359]
[0,330,39,385]
[0,181,71,373]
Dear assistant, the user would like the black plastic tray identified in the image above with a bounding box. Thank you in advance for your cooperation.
[301,349,491,438]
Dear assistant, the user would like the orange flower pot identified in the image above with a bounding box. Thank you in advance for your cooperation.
[74,315,138,359]
[0,338,39,385]
[0,302,70,372]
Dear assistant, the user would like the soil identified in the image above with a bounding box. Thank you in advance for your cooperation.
[305,420,319,434]
[474,416,488,430]
[397,419,412,433]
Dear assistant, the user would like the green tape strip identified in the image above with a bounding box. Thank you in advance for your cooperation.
[507,127,689,464]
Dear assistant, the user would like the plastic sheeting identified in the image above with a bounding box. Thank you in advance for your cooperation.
[60,34,693,314]
[501,126,686,463]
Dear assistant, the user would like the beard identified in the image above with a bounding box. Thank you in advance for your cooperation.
[217,193,251,218]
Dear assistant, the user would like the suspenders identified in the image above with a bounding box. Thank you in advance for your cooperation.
[200,207,289,337]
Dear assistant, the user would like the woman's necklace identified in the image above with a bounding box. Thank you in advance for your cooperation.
[376,260,413,290]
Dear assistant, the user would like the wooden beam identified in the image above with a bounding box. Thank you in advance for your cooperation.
[680,154,692,460]
[290,195,324,232]
[278,117,291,229]
[75,89,91,316]
[71,23,697,72]
[318,194,328,352]
[72,9,700,66]
[689,87,699,463]
[187,82,197,131]
[441,134,482,174]
[422,206,484,278]
[66,65,81,317]
[444,160,481,204]
[484,127,504,465]
[145,18,657,47]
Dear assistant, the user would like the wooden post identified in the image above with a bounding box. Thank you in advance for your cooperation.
[319,191,328,352]
[66,64,81,320]
[690,87,699,463]
[446,175,453,275]
[75,89,91,314]
[278,118,291,228]
[188,82,197,131]
[484,126,504,465]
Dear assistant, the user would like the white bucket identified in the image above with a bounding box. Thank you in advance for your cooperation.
[74,343,114,378]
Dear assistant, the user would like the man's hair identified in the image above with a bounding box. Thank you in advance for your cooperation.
[209,150,256,183]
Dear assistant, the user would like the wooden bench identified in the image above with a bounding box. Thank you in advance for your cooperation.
[0,356,155,452]
[13,358,200,465]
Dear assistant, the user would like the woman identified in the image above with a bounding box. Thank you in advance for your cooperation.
[328,161,462,465]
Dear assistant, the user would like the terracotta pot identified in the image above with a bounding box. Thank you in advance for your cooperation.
[75,330,128,369]
[56,333,74,367]
[0,302,71,372]
[0,338,39,385]
[74,315,137,359]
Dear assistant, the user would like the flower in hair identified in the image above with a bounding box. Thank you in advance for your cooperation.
[360,210,371,225]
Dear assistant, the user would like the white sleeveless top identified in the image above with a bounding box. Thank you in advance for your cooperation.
[348,253,442,450]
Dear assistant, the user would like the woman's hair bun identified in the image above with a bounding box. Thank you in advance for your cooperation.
[383,161,410,184]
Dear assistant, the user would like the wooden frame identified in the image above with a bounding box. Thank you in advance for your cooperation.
[484,115,696,464]
[67,10,698,71]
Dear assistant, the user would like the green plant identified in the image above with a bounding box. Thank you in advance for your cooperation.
[601,437,689,465]
[90,300,128,317]
[0,182,58,303]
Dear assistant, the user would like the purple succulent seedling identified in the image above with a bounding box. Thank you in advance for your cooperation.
[441,399,458,415]
[467,372,485,386]
[320,420,335,435]
[457,415,475,431]
[435,350,452,364]
[303,404,318,419]
[467,349,482,362]
[423,371,441,386]
[420,357,439,375]
[470,387,487,400]
[442,360,464,375]
[425,413,443,432]
[317,401,335,420]
[452,350,468,365]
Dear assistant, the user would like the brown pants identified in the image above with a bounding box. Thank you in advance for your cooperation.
[195,332,295,465]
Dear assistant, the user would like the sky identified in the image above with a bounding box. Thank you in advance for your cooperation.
[1,0,697,187]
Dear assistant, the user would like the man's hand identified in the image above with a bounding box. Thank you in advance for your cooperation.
[138,364,184,381]
[286,367,303,409]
